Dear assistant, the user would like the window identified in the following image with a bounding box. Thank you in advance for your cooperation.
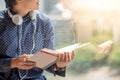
[0,0,5,10]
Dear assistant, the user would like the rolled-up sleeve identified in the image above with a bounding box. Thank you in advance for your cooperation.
[0,58,11,77]
[46,64,66,77]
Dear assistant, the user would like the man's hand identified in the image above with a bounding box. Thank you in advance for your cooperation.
[56,51,75,68]
[11,54,36,70]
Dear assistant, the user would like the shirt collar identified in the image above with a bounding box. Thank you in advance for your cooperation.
[9,9,31,22]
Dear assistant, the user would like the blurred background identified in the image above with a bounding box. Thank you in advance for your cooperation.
[1,0,120,80]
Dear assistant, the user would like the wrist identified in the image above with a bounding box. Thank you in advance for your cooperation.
[55,64,65,70]
[54,64,66,72]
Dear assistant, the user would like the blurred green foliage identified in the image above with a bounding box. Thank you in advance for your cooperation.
[108,45,120,69]
[67,30,120,73]
[55,30,120,73]
[90,30,113,44]
[68,44,97,73]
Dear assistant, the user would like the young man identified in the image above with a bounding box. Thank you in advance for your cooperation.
[0,0,74,80]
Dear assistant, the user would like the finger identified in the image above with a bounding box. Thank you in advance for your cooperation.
[71,51,75,60]
[24,61,36,66]
[19,61,36,66]
[60,53,64,62]
[67,52,71,62]
[59,54,62,62]
[62,53,66,62]
[19,65,35,70]
[57,53,61,62]
[64,52,67,62]
[19,54,34,61]
[19,54,28,58]
[27,54,34,58]
[18,57,27,62]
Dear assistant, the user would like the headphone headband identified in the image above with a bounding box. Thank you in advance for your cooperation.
[8,10,36,25]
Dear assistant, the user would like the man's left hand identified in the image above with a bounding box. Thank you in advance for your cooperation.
[56,51,75,68]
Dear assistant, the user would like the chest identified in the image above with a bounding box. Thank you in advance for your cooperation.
[0,22,45,54]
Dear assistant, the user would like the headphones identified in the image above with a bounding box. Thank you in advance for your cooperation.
[8,9,36,25]
[8,9,37,80]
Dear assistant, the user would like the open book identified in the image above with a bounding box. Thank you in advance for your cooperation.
[28,43,90,69]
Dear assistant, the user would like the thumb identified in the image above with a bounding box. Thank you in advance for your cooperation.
[19,54,28,58]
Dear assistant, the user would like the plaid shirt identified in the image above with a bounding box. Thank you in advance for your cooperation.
[0,9,65,80]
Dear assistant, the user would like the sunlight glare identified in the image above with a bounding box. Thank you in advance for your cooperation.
[71,0,120,11]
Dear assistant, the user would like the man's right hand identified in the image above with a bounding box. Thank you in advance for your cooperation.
[11,54,36,70]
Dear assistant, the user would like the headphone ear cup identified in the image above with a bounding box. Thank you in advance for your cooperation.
[12,14,23,25]
[30,11,36,20]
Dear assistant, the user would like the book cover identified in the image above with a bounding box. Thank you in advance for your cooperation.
[28,49,58,69]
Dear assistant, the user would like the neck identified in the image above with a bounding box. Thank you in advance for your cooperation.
[12,6,30,17]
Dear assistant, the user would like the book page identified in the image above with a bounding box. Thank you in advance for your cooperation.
[28,51,57,69]
[56,42,90,53]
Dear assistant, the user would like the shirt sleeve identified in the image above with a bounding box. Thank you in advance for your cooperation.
[46,64,66,77]
[0,58,11,77]
[0,17,5,34]
[43,18,66,77]
[0,15,11,78]
[43,18,55,49]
